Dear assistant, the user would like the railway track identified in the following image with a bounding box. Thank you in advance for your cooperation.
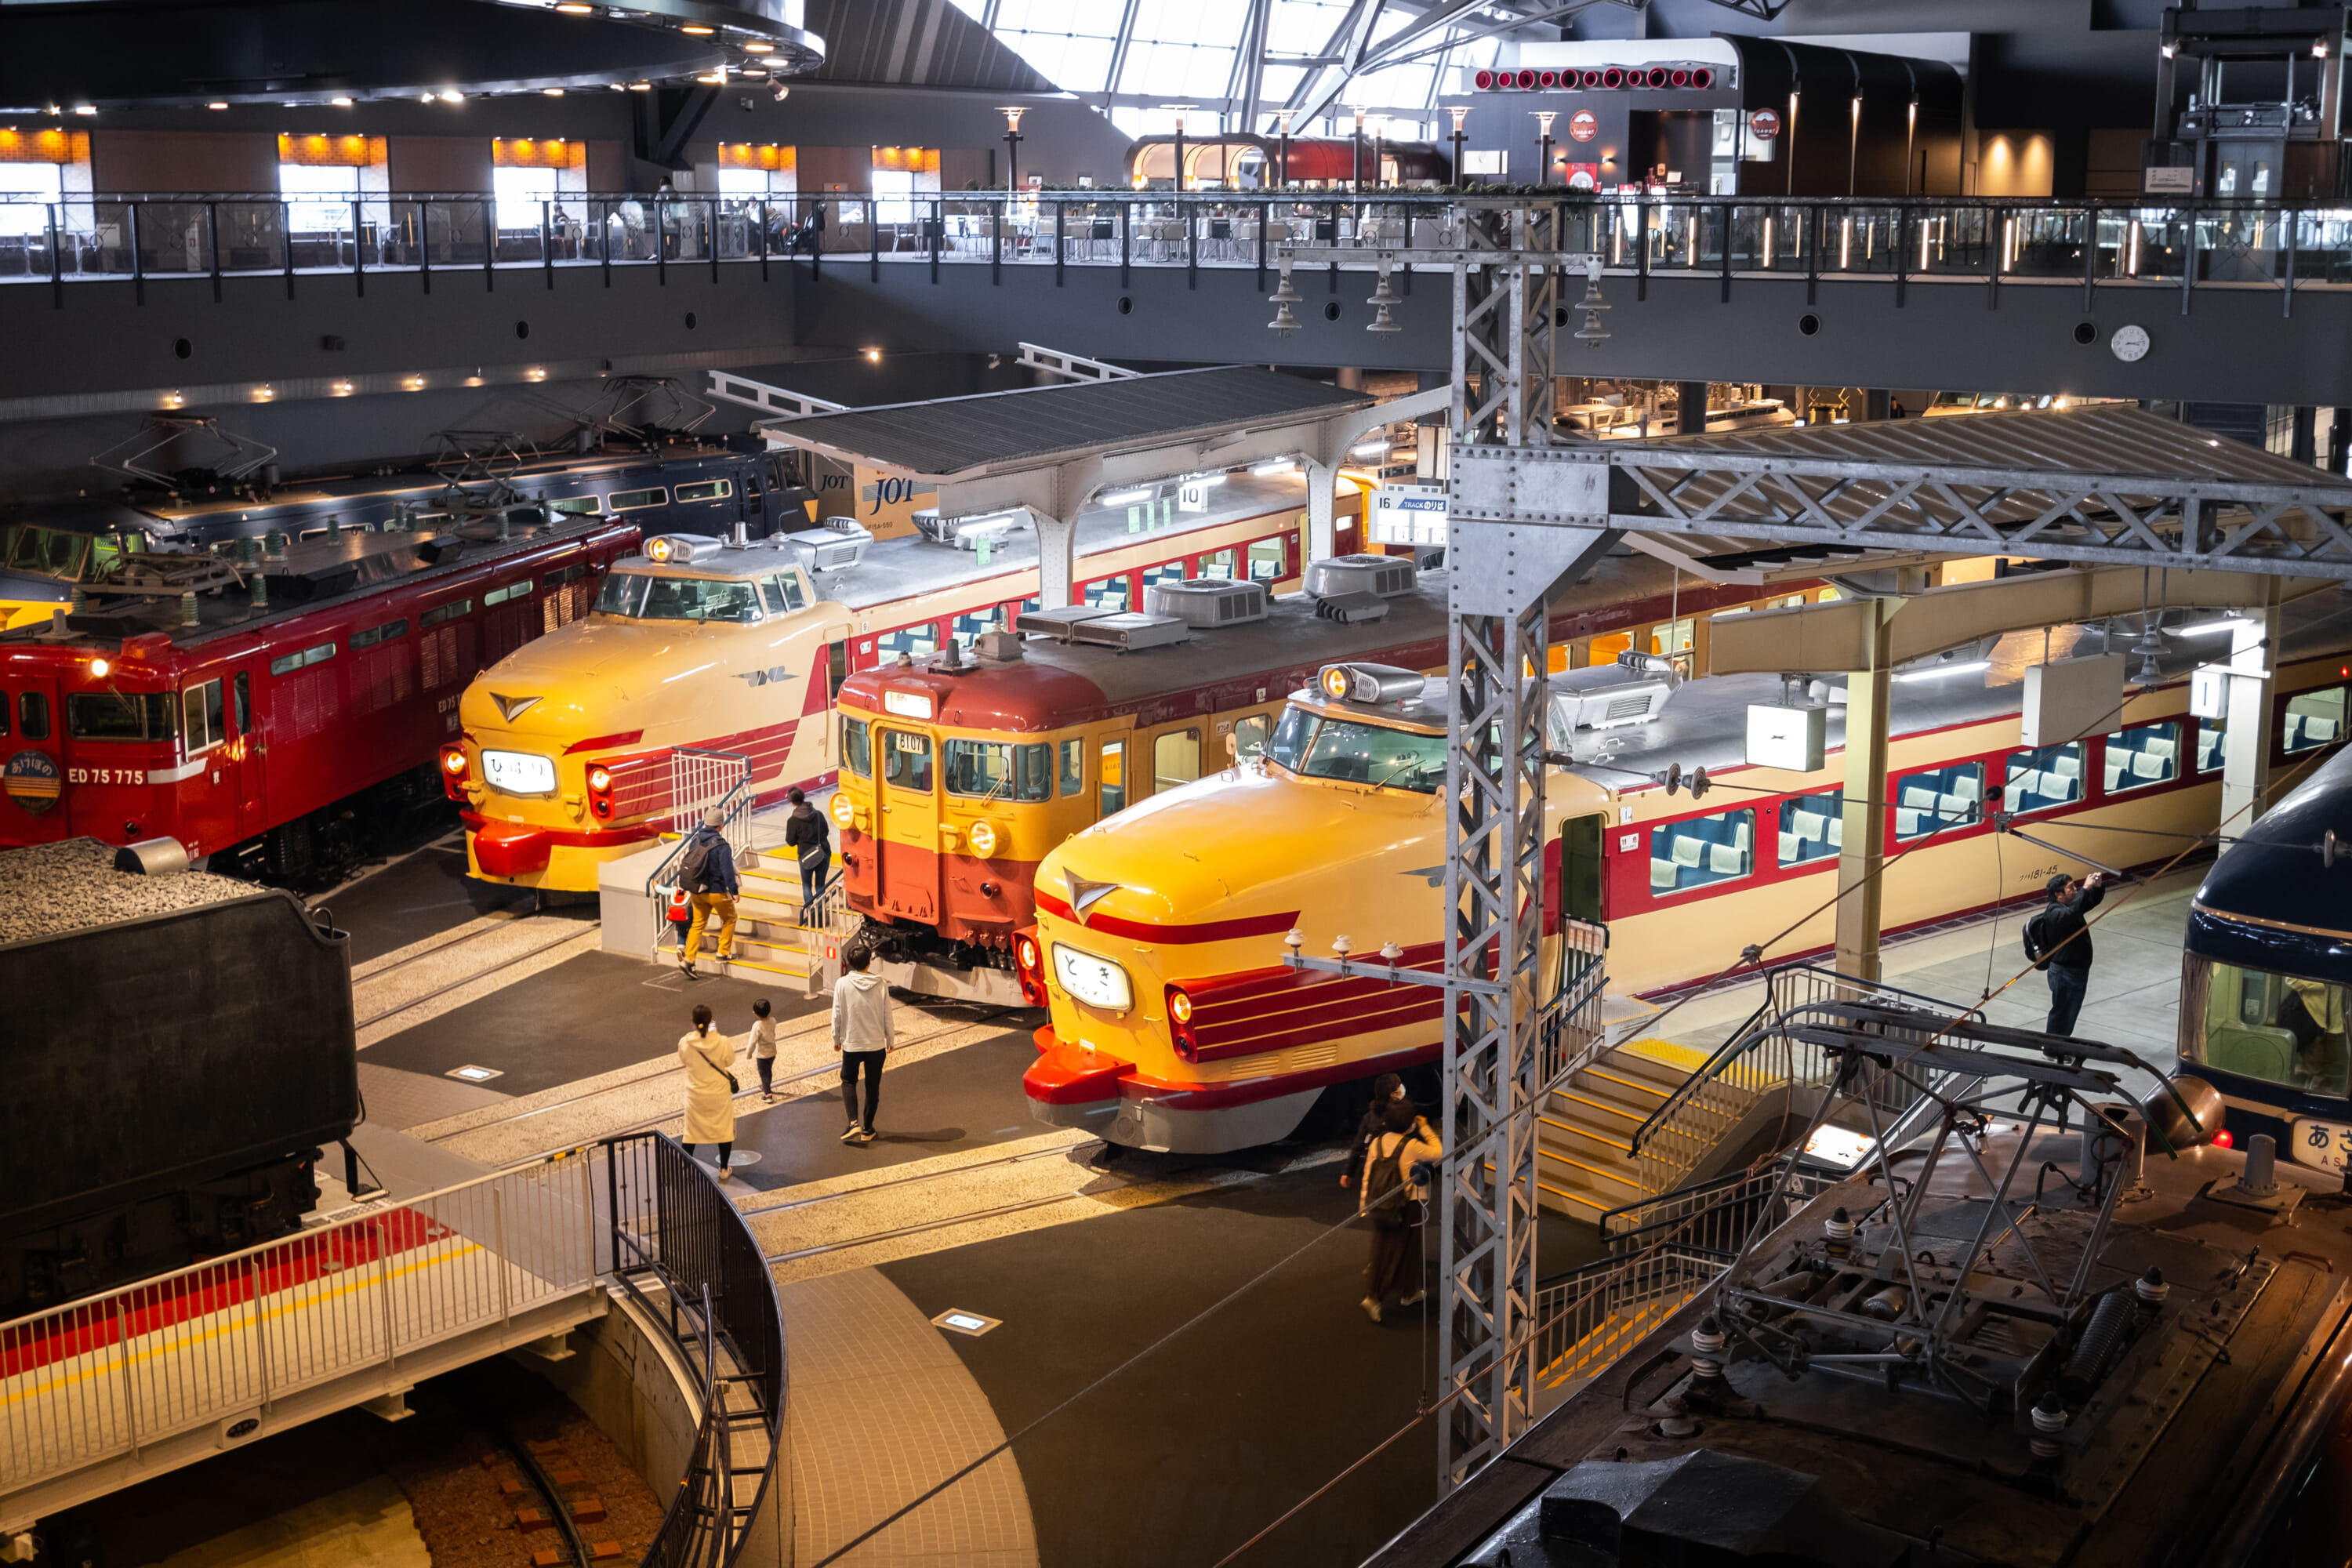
[353,914,597,1029]
[420,1006,1020,1153]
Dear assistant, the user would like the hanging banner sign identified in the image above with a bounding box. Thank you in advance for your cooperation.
[1748,107,1781,140]
[1568,110,1599,143]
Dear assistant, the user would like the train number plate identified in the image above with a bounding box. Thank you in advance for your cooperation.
[1051,943,1132,1011]
[481,750,557,795]
[2292,1117,2352,1173]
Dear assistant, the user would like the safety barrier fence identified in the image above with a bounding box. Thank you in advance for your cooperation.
[6,191,2352,308]
[605,1132,786,1568]
[0,1149,597,1500]
[1627,964,1940,1198]
[642,748,757,947]
[1529,1163,1838,1393]
[1536,916,1611,1095]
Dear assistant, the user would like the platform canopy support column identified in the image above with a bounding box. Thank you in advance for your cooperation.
[1835,597,1897,983]
[2221,585,2285,826]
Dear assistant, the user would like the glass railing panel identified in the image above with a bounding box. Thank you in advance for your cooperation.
[2001,207,2091,280]
[2119,208,2191,281]
[2196,205,2286,284]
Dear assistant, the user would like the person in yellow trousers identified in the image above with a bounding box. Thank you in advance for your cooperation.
[677,1003,739,1180]
[676,808,739,977]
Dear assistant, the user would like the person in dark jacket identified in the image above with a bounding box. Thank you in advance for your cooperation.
[2029,870,2109,1036]
[1342,1073,1406,1190]
[783,786,831,924]
[679,808,740,977]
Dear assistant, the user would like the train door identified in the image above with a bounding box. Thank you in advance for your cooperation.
[0,672,65,842]
[173,673,235,855]
[1558,814,1604,922]
[872,726,939,921]
[227,666,268,842]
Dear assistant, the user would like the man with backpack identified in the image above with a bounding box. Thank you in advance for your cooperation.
[2024,870,2110,1036]
[676,808,739,977]
[782,786,831,924]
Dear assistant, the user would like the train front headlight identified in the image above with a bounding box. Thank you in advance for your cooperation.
[966,818,1000,858]
[1320,666,1352,701]
[1014,929,1048,1007]
[586,764,615,819]
[586,767,612,791]
[439,744,470,803]
[829,791,855,828]
[1166,985,1201,1058]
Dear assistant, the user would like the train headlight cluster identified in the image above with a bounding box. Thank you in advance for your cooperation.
[1166,985,1200,1058]
[437,744,470,804]
[586,767,612,791]
[1014,931,1048,1007]
[829,791,856,827]
[1318,662,1424,706]
[586,764,614,820]
[966,818,1000,858]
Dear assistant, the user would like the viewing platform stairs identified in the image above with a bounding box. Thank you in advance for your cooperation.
[1534,1037,1720,1222]
[651,840,840,987]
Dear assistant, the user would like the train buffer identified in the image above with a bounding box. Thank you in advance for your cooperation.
[0,1146,609,1534]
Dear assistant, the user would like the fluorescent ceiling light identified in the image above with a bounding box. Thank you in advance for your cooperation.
[1895,659,1989,683]
[2180,616,2255,636]
[1102,487,1155,505]
[1250,459,1296,476]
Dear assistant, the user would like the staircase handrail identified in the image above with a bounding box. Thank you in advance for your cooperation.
[641,748,756,903]
[1623,963,1960,1160]
[1535,918,1611,1094]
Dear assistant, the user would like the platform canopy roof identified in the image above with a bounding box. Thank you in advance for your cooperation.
[757,365,1377,485]
[1567,402,2352,582]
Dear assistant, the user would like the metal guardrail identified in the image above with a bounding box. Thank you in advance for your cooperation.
[1626,964,1942,1196]
[1537,917,1611,1095]
[0,1149,597,1505]
[641,748,757,943]
[7,191,2352,309]
[605,1132,786,1568]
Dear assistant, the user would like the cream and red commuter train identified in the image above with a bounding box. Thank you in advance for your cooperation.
[827,551,1813,999]
[1013,594,2352,1154]
[441,470,1350,891]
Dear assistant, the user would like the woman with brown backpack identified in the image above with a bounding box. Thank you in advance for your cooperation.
[1359,1099,1442,1323]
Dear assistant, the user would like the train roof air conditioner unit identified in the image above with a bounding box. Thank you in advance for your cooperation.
[1145,579,1269,628]
[780,517,872,572]
[1305,554,1417,601]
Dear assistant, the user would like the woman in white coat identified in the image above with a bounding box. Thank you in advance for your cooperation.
[678,1004,739,1180]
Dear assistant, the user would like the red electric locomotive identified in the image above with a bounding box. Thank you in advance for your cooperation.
[0,512,638,877]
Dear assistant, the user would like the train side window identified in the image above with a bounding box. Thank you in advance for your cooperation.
[1893,762,1982,841]
[1232,713,1271,759]
[883,730,933,793]
[1246,539,1286,583]
[182,679,225,755]
[949,608,996,648]
[2188,956,2350,1095]
[1198,547,1239,581]
[422,599,473,628]
[1776,789,1843,867]
[484,579,534,607]
[1059,738,1083,797]
[548,495,602,517]
[267,641,338,676]
[842,716,871,776]
[608,488,668,513]
[2002,742,2084,815]
[2103,721,2179,794]
[877,622,938,659]
[675,480,732,504]
[1650,808,1755,895]
[2284,686,2347,754]
[2197,717,2226,773]
[1080,575,1131,613]
[233,671,250,735]
[351,618,408,650]
[18,691,46,740]
[1099,739,1126,816]
[1141,561,1187,597]
[1152,728,1200,793]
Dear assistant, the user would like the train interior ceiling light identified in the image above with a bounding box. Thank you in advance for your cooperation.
[0,0,824,110]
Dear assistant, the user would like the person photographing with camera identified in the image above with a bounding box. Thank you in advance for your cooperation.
[1358,1100,1442,1323]
[2024,869,2111,1036]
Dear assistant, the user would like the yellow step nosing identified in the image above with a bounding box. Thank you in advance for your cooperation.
[1557,1091,1647,1122]
[1536,1115,1632,1152]
[1584,1068,1674,1098]
[1534,1178,1606,1212]
[1535,1147,1645,1187]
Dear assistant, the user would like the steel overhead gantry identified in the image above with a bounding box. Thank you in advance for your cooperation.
[1272,197,2352,1492]
[753,365,1438,604]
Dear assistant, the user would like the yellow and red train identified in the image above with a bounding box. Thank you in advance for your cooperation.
[443,469,1352,891]
[1012,596,2352,1153]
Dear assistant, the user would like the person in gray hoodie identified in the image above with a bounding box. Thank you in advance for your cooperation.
[831,946,895,1144]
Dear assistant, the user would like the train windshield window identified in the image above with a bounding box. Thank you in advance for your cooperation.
[944,739,1051,801]
[1265,709,1447,792]
[182,680,224,754]
[1776,790,1842,867]
[634,576,763,622]
[1099,739,1125,816]
[842,716,871,776]
[1893,762,1983,840]
[1650,809,1756,895]
[882,730,933,793]
[2187,955,2350,1096]
[18,691,46,740]
[1232,713,1271,760]
[675,480,732,503]
[760,573,806,614]
[1059,738,1082,797]
[2004,742,2085,815]
[68,691,178,742]
[594,572,650,616]
[2285,686,2347,753]
[5,525,89,580]
[2104,721,2179,793]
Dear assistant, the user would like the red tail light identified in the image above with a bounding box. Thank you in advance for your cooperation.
[1014,927,1048,1008]
[1166,985,1200,1060]
[586,764,614,820]
[2213,1128,2235,1149]
[439,744,469,801]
